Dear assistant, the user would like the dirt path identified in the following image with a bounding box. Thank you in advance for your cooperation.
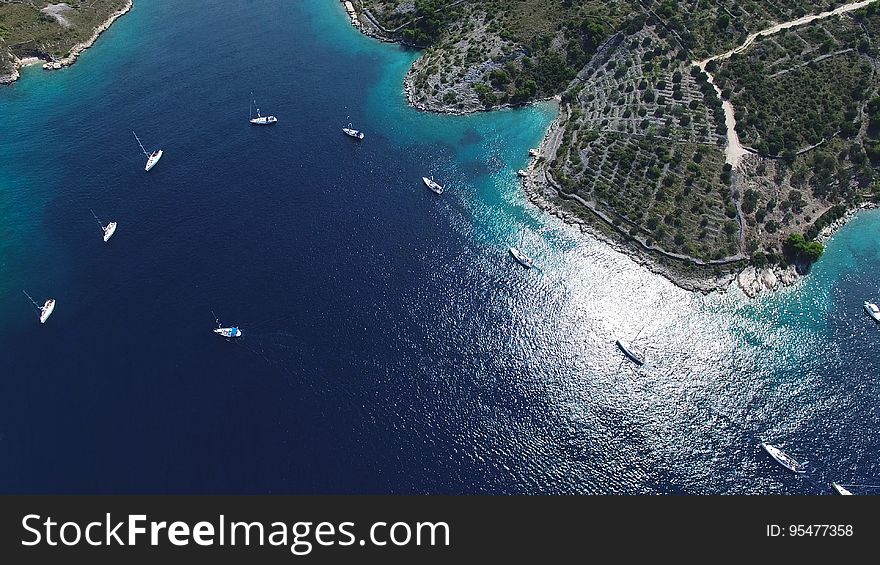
[694,0,879,167]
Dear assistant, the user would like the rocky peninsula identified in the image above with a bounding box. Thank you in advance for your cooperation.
[0,0,131,85]
[350,1,880,296]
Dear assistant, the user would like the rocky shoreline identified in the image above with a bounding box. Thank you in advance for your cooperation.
[345,2,874,298]
[0,0,132,85]
[521,120,738,294]
[734,201,879,298]
[349,2,738,294]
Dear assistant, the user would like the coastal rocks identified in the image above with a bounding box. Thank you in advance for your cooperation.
[0,56,43,85]
[41,0,132,74]
[0,67,19,85]
[341,1,362,29]
[816,202,879,243]
[737,266,762,298]
[778,264,799,285]
[737,264,799,298]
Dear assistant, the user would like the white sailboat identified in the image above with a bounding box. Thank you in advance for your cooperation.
[509,227,535,269]
[422,175,444,195]
[616,339,645,365]
[342,122,364,139]
[760,442,802,474]
[23,290,55,324]
[91,209,117,242]
[864,301,880,322]
[249,94,277,125]
[133,131,163,171]
[213,311,242,338]
[831,482,853,495]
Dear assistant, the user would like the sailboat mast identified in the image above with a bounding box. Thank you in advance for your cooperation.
[90,208,104,228]
[132,131,148,157]
[22,290,40,310]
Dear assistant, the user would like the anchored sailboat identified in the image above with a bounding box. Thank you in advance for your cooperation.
[133,131,163,171]
[249,94,277,125]
[509,227,535,269]
[91,209,117,242]
[422,175,444,195]
[342,122,364,139]
[212,311,242,338]
[23,290,54,324]
[616,339,645,365]
[760,442,802,474]
[831,482,853,495]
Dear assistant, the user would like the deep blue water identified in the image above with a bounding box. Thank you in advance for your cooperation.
[1,1,878,494]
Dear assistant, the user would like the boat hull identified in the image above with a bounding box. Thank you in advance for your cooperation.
[509,247,534,269]
[40,299,55,324]
[864,302,880,322]
[422,177,443,194]
[214,327,242,338]
[145,149,163,171]
[761,442,800,473]
[250,116,277,125]
[616,339,644,365]
[103,222,117,242]
[832,482,853,495]
[343,128,364,139]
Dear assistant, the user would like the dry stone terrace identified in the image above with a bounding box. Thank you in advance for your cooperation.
[549,25,738,262]
[352,0,880,287]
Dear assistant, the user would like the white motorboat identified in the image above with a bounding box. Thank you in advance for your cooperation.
[831,482,853,495]
[133,131,163,171]
[616,339,644,365]
[760,442,801,473]
[864,301,880,322]
[422,175,444,195]
[212,311,242,338]
[214,326,242,338]
[249,95,277,125]
[342,123,364,139]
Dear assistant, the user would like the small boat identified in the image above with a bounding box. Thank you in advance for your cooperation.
[212,311,242,338]
[103,222,117,242]
[832,482,853,495]
[509,228,535,269]
[214,326,242,338]
[422,175,444,195]
[760,442,801,473]
[133,131,163,171]
[509,247,534,269]
[865,301,880,322]
[40,299,55,324]
[23,291,54,324]
[91,209,116,242]
[342,123,364,139]
[616,339,644,365]
[249,94,277,125]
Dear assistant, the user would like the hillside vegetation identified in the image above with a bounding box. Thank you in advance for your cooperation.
[0,0,127,75]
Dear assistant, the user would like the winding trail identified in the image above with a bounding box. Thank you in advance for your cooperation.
[694,0,879,166]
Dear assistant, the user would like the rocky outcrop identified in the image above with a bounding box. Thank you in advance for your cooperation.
[39,0,133,73]
[737,263,800,297]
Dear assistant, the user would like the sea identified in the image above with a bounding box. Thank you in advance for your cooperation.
[0,1,877,494]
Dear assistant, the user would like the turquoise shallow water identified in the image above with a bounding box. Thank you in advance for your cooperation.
[0,1,877,494]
